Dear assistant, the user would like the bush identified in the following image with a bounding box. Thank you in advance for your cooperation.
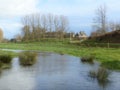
[0,54,12,64]
[81,55,94,63]
[0,54,12,69]
[19,52,37,66]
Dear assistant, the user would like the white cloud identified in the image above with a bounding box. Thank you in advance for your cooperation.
[0,0,39,17]
[0,0,39,38]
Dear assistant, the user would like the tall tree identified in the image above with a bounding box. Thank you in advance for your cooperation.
[93,5,108,36]
[109,21,120,31]
[58,15,69,39]
[21,13,69,41]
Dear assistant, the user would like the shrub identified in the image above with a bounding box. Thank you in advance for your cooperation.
[0,54,12,69]
[81,55,94,63]
[0,54,12,64]
[19,52,37,66]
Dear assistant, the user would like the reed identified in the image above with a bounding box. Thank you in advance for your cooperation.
[89,67,109,82]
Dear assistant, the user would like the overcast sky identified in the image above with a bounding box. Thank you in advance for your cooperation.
[0,0,120,39]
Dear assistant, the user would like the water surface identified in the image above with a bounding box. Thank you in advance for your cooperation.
[0,52,120,90]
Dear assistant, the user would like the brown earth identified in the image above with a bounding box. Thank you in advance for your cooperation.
[88,30,120,43]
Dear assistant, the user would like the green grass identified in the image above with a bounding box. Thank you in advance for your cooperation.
[19,52,37,66]
[82,40,120,48]
[0,50,17,69]
[101,61,120,70]
[0,41,120,70]
[0,50,18,57]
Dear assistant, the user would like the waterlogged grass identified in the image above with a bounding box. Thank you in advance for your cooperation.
[89,67,109,86]
[89,67,110,90]
[0,51,14,69]
[0,41,120,70]
[0,63,11,69]
[97,68,109,82]
[0,55,12,64]
[81,55,94,63]
[19,52,37,66]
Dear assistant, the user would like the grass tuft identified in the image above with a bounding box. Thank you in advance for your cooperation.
[81,55,95,63]
[0,54,12,69]
[89,67,109,82]
[19,52,37,66]
[0,54,12,64]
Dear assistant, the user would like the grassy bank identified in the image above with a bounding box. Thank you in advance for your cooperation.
[0,41,120,70]
[0,50,17,57]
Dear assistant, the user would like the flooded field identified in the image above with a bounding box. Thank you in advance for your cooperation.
[0,52,120,90]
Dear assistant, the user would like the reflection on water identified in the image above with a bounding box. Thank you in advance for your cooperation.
[97,79,110,89]
[0,52,119,90]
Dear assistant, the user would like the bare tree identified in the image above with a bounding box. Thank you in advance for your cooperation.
[58,15,69,39]
[14,34,22,42]
[21,13,69,41]
[21,15,31,41]
[54,15,60,38]
[47,14,54,37]
[22,25,30,41]
[109,21,120,31]
[93,5,108,35]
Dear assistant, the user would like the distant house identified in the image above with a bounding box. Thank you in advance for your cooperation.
[75,31,88,40]
[79,31,88,40]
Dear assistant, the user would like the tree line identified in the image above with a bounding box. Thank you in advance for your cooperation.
[12,5,120,42]
[21,13,69,41]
